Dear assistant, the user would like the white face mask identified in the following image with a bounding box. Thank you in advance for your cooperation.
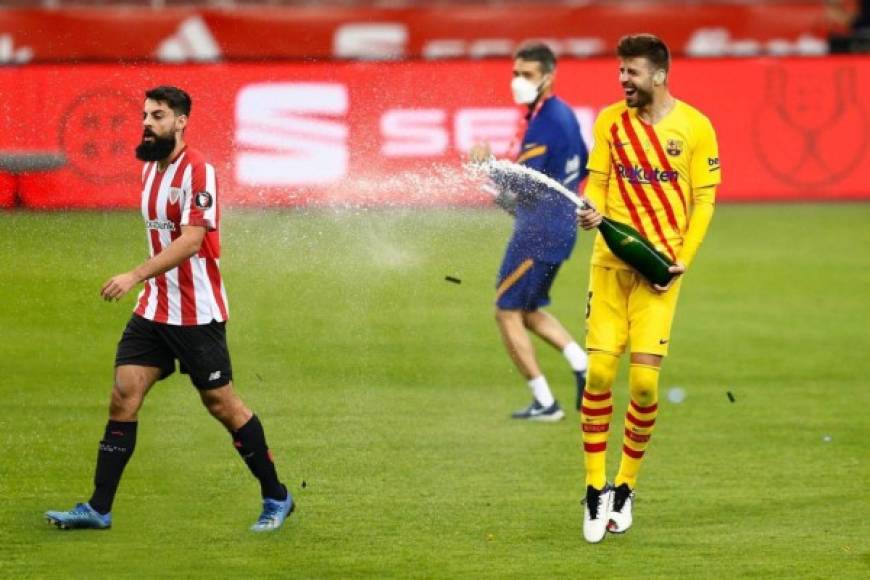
[511,76,543,105]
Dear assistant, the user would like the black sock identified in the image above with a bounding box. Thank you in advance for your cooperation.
[232,414,286,500]
[89,420,137,515]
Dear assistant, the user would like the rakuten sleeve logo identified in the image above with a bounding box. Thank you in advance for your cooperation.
[235,83,349,186]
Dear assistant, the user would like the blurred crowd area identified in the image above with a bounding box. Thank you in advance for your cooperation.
[2,0,866,34]
[0,0,855,7]
[0,0,866,61]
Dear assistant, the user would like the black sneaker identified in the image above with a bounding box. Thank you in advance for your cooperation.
[607,483,634,534]
[511,399,565,422]
[582,484,612,543]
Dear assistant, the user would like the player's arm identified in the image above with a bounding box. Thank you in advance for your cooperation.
[578,111,612,230]
[678,114,720,270]
[652,187,716,292]
[677,186,716,268]
[101,225,206,301]
[578,170,607,229]
[653,115,720,292]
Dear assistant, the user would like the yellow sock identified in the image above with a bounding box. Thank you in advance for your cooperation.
[580,352,619,489]
[615,364,660,489]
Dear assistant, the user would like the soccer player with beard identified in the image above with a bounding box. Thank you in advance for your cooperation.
[45,86,294,532]
[576,35,721,543]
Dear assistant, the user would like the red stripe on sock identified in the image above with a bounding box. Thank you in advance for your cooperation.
[584,442,607,453]
[630,400,659,414]
[624,427,651,443]
[582,405,613,417]
[626,412,656,428]
[583,390,612,402]
[622,445,645,459]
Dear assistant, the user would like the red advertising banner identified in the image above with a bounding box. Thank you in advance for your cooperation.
[1,57,868,209]
[0,3,832,64]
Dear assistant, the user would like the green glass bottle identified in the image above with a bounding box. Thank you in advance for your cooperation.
[597,217,675,287]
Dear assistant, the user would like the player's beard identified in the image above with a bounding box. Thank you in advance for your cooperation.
[625,84,653,108]
[135,131,176,161]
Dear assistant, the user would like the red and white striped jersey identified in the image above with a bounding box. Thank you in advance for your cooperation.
[133,147,229,325]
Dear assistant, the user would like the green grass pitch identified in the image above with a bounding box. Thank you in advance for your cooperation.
[1,204,868,578]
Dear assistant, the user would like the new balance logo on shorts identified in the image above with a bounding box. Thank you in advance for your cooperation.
[208,371,222,381]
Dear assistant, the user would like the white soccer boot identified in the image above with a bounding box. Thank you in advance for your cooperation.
[582,484,612,543]
[607,483,634,534]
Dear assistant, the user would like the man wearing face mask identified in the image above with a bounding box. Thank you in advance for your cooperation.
[470,42,589,423]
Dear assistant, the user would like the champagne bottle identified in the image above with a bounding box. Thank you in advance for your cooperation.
[596,217,674,287]
[472,158,675,286]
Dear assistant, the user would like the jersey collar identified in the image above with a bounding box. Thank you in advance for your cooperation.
[157,144,188,172]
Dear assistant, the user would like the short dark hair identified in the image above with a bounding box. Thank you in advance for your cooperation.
[616,34,670,72]
[144,86,192,117]
[514,41,557,74]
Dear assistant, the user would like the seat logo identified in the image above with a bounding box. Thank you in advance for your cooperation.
[235,83,349,186]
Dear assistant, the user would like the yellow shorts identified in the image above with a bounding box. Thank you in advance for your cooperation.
[584,265,683,356]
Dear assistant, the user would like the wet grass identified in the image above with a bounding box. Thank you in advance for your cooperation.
[1,204,868,578]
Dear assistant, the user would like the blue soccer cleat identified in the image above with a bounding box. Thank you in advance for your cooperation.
[250,490,295,532]
[45,502,111,530]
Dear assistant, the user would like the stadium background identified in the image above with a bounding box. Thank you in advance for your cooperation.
[1,1,868,578]
[1,0,868,208]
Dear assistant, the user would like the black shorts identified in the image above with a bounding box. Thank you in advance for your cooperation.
[115,314,233,390]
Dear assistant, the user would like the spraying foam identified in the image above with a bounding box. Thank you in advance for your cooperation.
[463,158,592,211]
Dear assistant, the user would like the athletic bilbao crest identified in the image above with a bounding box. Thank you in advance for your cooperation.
[666,139,683,156]
[753,66,867,188]
[234,83,349,186]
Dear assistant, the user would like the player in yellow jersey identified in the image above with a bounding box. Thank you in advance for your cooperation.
[576,34,721,543]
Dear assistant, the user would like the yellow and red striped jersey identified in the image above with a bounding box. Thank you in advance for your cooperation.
[586,99,720,269]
